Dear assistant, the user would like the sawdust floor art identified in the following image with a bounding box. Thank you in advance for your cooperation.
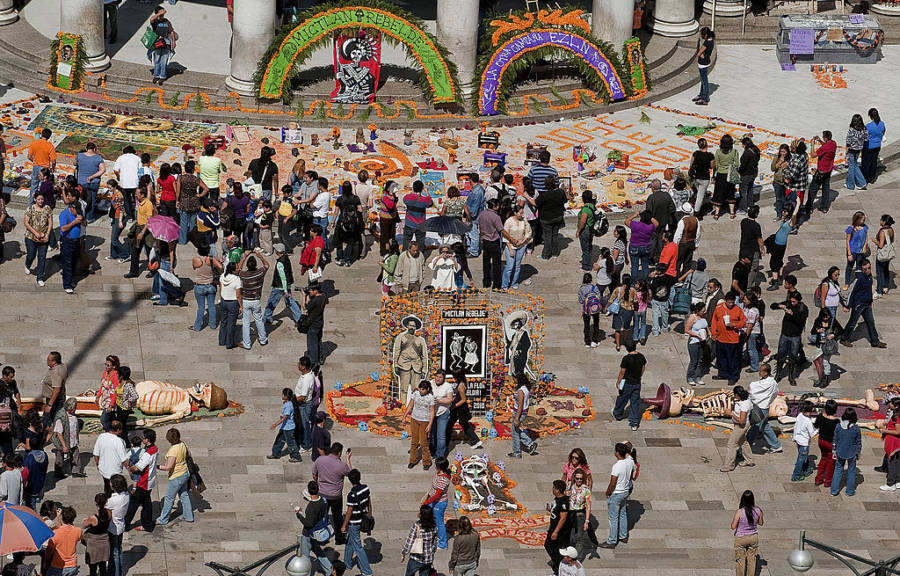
[4,97,845,215]
[55,133,167,159]
[326,377,592,441]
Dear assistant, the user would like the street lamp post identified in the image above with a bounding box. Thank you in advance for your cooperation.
[789,530,900,576]
[206,534,311,576]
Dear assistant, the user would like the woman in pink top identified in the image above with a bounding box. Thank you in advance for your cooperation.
[561,448,592,490]
[731,490,763,576]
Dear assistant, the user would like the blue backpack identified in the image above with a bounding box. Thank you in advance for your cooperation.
[583,287,603,315]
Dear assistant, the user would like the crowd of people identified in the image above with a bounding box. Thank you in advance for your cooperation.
[0,352,201,576]
[0,100,895,576]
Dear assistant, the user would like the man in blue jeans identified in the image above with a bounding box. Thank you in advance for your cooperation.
[508,373,537,458]
[301,282,328,365]
[840,259,888,349]
[58,192,83,294]
[599,443,636,549]
[264,244,302,324]
[613,340,646,431]
[747,363,783,453]
[341,469,373,576]
[293,356,316,451]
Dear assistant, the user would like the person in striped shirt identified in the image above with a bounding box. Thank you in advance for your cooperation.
[341,469,373,576]
[527,149,558,195]
[403,180,433,249]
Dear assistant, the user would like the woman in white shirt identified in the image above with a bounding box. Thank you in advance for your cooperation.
[720,385,754,472]
[501,205,533,289]
[218,262,242,349]
[429,246,460,290]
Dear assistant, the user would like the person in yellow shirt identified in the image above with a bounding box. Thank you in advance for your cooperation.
[156,428,194,525]
[28,128,56,204]
[124,187,156,279]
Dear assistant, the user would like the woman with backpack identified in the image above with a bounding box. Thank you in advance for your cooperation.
[576,190,597,271]
[872,214,894,297]
[578,273,602,348]
[810,308,842,388]
[334,181,362,267]
[633,278,651,345]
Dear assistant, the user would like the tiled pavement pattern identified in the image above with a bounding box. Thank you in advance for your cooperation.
[2,174,900,574]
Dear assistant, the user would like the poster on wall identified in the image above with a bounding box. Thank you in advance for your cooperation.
[51,32,82,91]
[331,31,382,104]
[442,325,487,379]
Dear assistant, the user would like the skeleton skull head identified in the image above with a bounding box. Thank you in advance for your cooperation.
[769,396,788,418]
[188,382,228,411]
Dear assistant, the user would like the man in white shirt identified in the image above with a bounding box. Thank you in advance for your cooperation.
[294,356,317,452]
[791,400,817,481]
[558,546,586,576]
[93,420,129,496]
[113,145,142,221]
[599,443,635,548]
[746,363,783,453]
[106,474,130,576]
[428,370,455,460]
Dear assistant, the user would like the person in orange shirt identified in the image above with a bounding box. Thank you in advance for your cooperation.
[43,506,81,576]
[710,291,746,384]
[658,230,679,280]
[28,128,56,204]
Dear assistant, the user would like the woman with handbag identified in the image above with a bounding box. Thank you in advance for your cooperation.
[176,159,207,246]
[191,243,222,331]
[401,505,438,576]
[300,224,325,283]
[114,366,139,442]
[608,274,636,352]
[872,214,894,296]
[81,492,111,576]
[810,308,842,388]
[218,262,242,349]
[684,301,708,386]
[156,428,194,525]
[23,191,53,286]
[711,134,739,220]
[148,6,175,85]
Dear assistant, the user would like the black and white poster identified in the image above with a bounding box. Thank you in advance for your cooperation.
[442,325,487,379]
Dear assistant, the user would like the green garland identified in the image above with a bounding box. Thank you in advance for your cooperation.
[48,32,86,91]
[252,0,462,107]
[472,7,636,115]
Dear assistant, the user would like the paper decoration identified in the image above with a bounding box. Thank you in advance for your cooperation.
[331,32,381,104]
[790,29,816,55]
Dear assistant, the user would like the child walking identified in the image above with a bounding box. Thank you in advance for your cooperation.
[792,400,817,481]
[268,388,301,462]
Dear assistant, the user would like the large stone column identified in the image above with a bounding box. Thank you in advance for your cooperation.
[592,0,633,54]
[226,0,276,96]
[0,0,18,25]
[653,0,699,36]
[60,0,109,71]
[702,0,750,17]
[437,0,479,96]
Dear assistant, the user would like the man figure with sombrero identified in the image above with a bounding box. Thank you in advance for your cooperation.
[505,311,534,379]
[392,315,429,399]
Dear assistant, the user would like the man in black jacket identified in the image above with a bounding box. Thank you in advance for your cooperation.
[534,176,567,260]
[645,179,675,263]
[737,135,760,214]
[295,480,332,574]
[775,291,808,385]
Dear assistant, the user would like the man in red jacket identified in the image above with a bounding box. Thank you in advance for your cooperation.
[711,291,746,384]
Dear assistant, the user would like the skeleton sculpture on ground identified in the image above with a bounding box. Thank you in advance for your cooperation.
[456,456,518,513]
[135,381,228,426]
[643,383,883,432]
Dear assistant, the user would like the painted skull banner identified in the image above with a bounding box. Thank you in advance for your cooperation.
[331,32,381,104]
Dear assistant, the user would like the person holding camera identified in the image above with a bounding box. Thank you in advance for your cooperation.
[300,282,328,366]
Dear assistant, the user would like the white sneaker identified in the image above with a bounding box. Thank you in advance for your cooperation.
[585,344,591,348]
[590,342,598,348]
[694,380,704,386]
[873,292,881,300]
[472,441,484,449]
[879,484,897,491]
[65,288,74,294]
[38,280,45,287]
[24,266,31,275]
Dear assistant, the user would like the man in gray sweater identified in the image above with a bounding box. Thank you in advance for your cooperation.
[0,454,23,505]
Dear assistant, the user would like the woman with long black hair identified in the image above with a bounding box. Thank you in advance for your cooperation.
[846,114,869,191]
[445,370,483,451]
[401,505,438,575]
[730,489,763,576]
[862,107,886,183]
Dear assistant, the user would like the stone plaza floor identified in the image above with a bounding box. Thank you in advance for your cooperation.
[0,49,899,576]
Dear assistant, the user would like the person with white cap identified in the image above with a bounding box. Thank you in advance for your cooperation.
[558,546,585,576]
[673,201,701,275]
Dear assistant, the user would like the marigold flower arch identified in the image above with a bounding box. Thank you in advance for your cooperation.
[257,5,458,103]
[478,29,627,116]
